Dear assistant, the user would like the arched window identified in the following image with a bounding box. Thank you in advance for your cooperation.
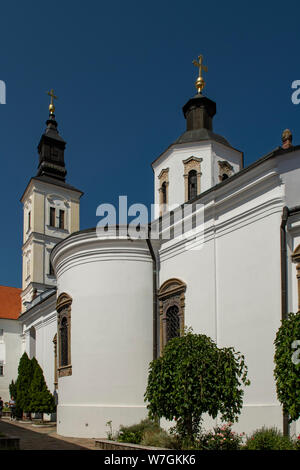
[166,305,180,342]
[29,326,36,359]
[158,278,186,352]
[60,317,68,367]
[56,293,72,377]
[158,168,169,216]
[188,170,197,200]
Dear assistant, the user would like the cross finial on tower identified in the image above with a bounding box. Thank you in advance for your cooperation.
[47,88,58,115]
[192,55,207,93]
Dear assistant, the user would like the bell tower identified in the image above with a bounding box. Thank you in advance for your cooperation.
[152,55,244,216]
[21,91,83,312]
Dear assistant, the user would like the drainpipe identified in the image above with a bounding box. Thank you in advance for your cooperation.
[146,233,158,361]
[280,206,289,436]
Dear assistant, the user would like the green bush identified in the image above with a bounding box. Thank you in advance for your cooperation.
[245,427,295,450]
[145,329,250,444]
[28,359,56,414]
[15,353,34,416]
[141,429,177,449]
[117,419,160,444]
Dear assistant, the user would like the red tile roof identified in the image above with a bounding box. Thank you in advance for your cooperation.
[0,286,21,319]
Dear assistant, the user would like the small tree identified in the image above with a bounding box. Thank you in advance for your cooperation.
[29,360,56,414]
[274,312,300,422]
[145,329,250,443]
[16,352,34,415]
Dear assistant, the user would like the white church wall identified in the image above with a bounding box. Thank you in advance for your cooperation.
[278,149,300,208]
[21,294,57,393]
[0,319,22,402]
[53,232,155,438]
[158,160,287,435]
[215,209,283,434]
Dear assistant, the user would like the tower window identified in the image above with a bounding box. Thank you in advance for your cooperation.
[0,362,3,376]
[50,207,56,227]
[49,259,54,276]
[59,210,65,229]
[188,170,197,200]
[28,211,31,230]
[161,182,167,205]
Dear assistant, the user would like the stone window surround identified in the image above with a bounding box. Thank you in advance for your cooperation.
[158,168,169,215]
[158,278,186,354]
[183,157,202,202]
[218,160,234,181]
[292,244,300,312]
[56,292,72,378]
[46,194,70,231]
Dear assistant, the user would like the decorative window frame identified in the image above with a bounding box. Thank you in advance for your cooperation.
[158,278,186,353]
[218,160,233,182]
[183,157,202,202]
[292,244,300,311]
[56,292,72,377]
[158,168,169,215]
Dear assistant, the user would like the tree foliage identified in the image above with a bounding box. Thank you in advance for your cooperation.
[145,329,250,442]
[274,312,300,422]
[16,352,34,413]
[13,353,56,416]
[29,360,56,414]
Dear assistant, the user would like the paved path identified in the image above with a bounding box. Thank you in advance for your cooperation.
[0,418,99,450]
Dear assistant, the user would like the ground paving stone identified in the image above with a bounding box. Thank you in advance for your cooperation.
[0,418,100,450]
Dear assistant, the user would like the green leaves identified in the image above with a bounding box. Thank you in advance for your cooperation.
[29,360,56,414]
[14,353,55,415]
[274,312,300,422]
[145,329,250,442]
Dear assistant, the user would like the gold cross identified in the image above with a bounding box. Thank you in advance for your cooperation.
[46,88,58,114]
[192,55,207,93]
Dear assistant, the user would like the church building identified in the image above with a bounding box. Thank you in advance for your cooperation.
[0,59,300,438]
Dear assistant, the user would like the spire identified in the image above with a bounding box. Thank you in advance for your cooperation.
[192,54,208,94]
[36,90,67,181]
[182,54,216,132]
[173,55,230,147]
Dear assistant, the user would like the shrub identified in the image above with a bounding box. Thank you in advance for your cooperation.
[28,359,56,414]
[141,429,177,449]
[16,352,34,414]
[145,328,250,444]
[117,419,160,444]
[244,427,295,450]
[197,422,244,450]
[295,435,300,450]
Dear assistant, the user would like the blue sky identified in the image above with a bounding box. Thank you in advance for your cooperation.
[0,0,300,287]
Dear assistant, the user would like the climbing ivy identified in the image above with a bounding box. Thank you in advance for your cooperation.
[274,312,300,422]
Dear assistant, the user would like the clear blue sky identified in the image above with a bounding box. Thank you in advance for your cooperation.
[1,0,300,288]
